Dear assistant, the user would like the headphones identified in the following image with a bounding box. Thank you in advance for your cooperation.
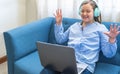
[79,0,100,17]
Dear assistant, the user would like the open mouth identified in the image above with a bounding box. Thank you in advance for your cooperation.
[83,16,89,19]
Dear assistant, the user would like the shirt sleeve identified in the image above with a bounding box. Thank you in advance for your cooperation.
[54,24,69,44]
[99,25,117,58]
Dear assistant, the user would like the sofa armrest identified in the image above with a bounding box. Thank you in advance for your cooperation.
[3,17,54,74]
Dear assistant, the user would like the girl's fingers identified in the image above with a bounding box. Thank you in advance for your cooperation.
[59,9,62,15]
[113,24,117,32]
[56,9,59,15]
[104,32,110,36]
[55,9,62,16]
[110,24,113,32]
[110,24,118,32]
[58,9,61,15]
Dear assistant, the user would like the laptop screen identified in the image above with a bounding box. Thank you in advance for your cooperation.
[36,41,77,73]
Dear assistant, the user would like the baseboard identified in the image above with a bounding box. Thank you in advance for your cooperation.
[0,55,7,64]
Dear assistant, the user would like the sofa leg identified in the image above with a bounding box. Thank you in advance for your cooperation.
[0,55,7,64]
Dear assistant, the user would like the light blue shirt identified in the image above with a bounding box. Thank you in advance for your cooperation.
[54,22,117,73]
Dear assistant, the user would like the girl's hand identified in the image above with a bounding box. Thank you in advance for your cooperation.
[104,24,120,43]
[54,9,62,25]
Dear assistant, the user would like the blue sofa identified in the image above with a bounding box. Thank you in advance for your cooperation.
[4,17,120,74]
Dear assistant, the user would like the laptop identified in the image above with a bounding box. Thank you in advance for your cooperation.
[36,41,87,74]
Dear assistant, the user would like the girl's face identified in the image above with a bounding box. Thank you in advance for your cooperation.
[80,3,94,24]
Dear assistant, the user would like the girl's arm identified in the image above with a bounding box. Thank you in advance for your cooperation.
[54,9,69,44]
[54,24,69,44]
[100,25,120,58]
[100,33,117,58]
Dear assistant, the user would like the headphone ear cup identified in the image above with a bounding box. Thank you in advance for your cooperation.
[94,8,100,17]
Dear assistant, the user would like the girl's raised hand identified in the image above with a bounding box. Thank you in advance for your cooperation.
[54,9,62,25]
[104,24,120,43]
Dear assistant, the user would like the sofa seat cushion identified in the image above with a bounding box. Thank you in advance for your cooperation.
[14,51,43,74]
[94,63,120,74]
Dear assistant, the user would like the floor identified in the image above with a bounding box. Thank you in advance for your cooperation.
[0,61,7,74]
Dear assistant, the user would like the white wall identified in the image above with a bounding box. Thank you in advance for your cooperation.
[0,0,27,57]
[0,0,26,32]
[0,0,37,57]
[26,0,37,23]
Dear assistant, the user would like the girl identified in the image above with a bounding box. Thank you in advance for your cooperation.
[54,0,120,74]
